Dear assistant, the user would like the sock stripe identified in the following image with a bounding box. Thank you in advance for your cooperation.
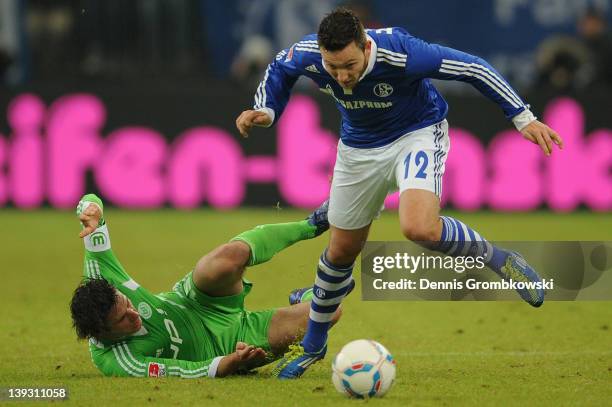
[448,218,458,253]
[438,217,453,251]
[310,301,343,314]
[454,218,466,241]
[449,218,463,255]
[484,241,494,262]
[438,217,497,262]
[318,261,352,277]
[314,276,353,291]
[441,217,452,247]
[440,217,447,242]
[317,268,348,284]
[312,295,345,306]
[319,260,353,277]
[464,227,478,256]
[309,309,335,323]
[466,225,476,242]
[312,284,352,299]
[459,221,471,255]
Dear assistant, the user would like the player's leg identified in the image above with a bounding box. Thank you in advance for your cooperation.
[228,302,344,373]
[191,241,251,297]
[272,227,372,379]
[192,201,330,297]
[274,141,391,379]
[299,139,398,356]
[397,121,544,307]
[267,302,343,356]
[398,188,442,242]
[299,225,369,352]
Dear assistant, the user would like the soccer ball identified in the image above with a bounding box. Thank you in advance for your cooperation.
[332,339,396,398]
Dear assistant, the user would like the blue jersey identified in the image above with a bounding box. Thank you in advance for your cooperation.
[253,27,529,148]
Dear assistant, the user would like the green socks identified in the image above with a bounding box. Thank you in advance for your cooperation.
[232,220,317,266]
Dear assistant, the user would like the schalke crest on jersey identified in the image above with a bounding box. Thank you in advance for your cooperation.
[374,83,393,97]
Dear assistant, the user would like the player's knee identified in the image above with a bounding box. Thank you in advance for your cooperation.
[401,222,439,243]
[194,242,248,283]
[211,242,250,270]
[326,244,360,266]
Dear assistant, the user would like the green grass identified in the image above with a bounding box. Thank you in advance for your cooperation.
[1,209,611,406]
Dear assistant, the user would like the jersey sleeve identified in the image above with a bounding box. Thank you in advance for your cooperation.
[402,35,529,120]
[252,46,302,126]
[82,242,132,286]
[92,341,223,378]
[78,194,132,285]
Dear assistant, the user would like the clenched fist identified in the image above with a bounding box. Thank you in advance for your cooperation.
[235,110,272,137]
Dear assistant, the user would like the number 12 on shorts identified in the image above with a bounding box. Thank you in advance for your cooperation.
[404,151,429,179]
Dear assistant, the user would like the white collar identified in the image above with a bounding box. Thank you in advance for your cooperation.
[130,325,149,337]
[359,33,377,81]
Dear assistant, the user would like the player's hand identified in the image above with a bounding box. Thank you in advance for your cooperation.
[232,341,267,370]
[235,110,272,138]
[216,342,267,377]
[78,204,102,238]
[520,120,564,156]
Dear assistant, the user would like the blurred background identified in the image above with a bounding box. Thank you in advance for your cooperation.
[1,3,610,402]
[0,0,610,211]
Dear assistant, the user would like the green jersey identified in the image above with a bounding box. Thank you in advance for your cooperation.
[83,224,224,378]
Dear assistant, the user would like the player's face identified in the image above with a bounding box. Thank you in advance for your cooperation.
[104,291,142,339]
[321,40,371,89]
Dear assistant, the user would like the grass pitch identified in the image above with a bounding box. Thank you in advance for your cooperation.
[1,209,610,406]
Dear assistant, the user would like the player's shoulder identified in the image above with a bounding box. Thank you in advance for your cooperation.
[367,27,416,53]
[367,27,413,69]
[294,33,319,49]
[285,34,321,66]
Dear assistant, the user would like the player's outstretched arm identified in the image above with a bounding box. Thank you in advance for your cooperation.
[400,34,564,155]
[236,43,304,137]
[76,194,135,286]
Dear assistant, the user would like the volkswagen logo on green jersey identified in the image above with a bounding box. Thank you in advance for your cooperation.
[138,302,153,320]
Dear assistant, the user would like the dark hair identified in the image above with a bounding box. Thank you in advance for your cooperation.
[70,279,117,340]
[318,7,366,51]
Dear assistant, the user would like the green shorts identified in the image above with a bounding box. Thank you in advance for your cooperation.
[172,271,276,356]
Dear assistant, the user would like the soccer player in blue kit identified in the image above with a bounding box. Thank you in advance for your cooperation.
[236,8,564,379]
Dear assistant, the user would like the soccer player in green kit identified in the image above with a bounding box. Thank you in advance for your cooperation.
[70,194,340,378]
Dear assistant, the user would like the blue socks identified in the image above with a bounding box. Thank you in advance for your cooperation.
[302,252,353,353]
[434,216,508,271]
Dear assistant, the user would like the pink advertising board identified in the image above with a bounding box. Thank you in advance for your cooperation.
[0,93,610,211]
